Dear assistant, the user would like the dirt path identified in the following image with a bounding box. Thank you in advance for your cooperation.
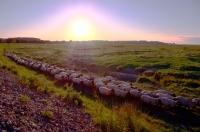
[0,69,99,132]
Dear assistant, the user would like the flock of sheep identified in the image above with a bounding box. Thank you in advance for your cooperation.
[5,52,200,109]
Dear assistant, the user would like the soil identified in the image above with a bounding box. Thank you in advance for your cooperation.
[0,69,100,132]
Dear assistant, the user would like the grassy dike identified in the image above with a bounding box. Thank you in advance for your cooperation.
[0,44,192,131]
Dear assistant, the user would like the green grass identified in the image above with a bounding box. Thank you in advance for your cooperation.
[41,110,53,118]
[1,43,200,131]
[19,94,31,103]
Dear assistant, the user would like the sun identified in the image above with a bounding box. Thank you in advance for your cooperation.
[73,21,89,37]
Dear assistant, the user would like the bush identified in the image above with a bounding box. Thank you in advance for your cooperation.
[2,65,7,69]
[184,80,200,88]
[12,70,18,75]
[137,76,155,84]
[64,87,83,106]
[28,76,41,88]
[41,110,53,118]
[19,94,30,103]
[7,67,11,71]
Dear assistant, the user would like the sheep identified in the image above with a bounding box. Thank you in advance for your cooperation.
[140,90,149,95]
[123,87,133,92]
[29,62,34,67]
[155,89,175,97]
[159,97,178,108]
[119,81,131,87]
[107,83,119,90]
[105,76,114,81]
[94,78,102,84]
[141,95,160,105]
[99,87,113,96]
[24,61,29,67]
[59,71,67,76]
[110,80,120,85]
[86,75,95,80]
[82,78,93,87]
[146,92,159,98]
[113,89,128,97]
[192,98,200,106]
[140,90,159,98]
[51,68,61,75]
[72,78,82,85]
[40,65,47,72]
[69,73,78,81]
[46,67,54,73]
[95,82,105,89]
[101,78,111,84]
[118,84,131,90]
[156,93,175,100]
[67,70,75,75]
[55,74,62,81]
[62,74,69,81]
[176,96,196,108]
[130,89,142,98]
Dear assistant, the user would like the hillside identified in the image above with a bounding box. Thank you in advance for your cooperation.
[0,69,99,131]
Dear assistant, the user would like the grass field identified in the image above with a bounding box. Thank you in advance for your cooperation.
[1,42,200,131]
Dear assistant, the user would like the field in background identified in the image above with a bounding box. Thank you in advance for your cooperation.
[1,42,200,131]
[3,42,200,98]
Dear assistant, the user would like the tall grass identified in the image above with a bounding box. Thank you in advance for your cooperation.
[83,99,166,132]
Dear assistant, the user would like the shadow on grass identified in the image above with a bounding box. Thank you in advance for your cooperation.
[72,83,200,130]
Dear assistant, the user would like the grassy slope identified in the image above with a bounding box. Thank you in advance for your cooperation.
[3,43,200,98]
[1,43,200,131]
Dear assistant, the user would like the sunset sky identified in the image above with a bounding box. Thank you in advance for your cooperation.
[0,0,200,44]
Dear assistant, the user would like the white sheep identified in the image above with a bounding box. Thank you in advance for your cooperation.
[95,82,105,89]
[99,87,113,96]
[62,74,69,81]
[107,83,119,90]
[59,72,67,76]
[141,95,160,105]
[69,73,78,81]
[176,96,196,108]
[72,78,82,85]
[105,76,114,81]
[155,89,175,96]
[40,65,47,72]
[123,87,133,92]
[119,84,131,90]
[110,80,120,85]
[94,78,102,84]
[160,97,178,108]
[140,90,149,95]
[156,93,175,100]
[55,74,62,81]
[192,98,200,106]
[67,70,75,75]
[29,62,34,67]
[160,97,178,107]
[130,89,142,98]
[113,89,128,97]
[51,68,61,75]
[140,90,158,98]
[101,78,111,84]
[82,78,93,87]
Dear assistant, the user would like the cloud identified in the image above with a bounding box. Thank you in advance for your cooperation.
[179,36,200,44]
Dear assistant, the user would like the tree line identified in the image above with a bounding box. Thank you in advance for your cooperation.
[0,37,50,43]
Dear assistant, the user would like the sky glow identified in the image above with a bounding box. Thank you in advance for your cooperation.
[0,0,200,44]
